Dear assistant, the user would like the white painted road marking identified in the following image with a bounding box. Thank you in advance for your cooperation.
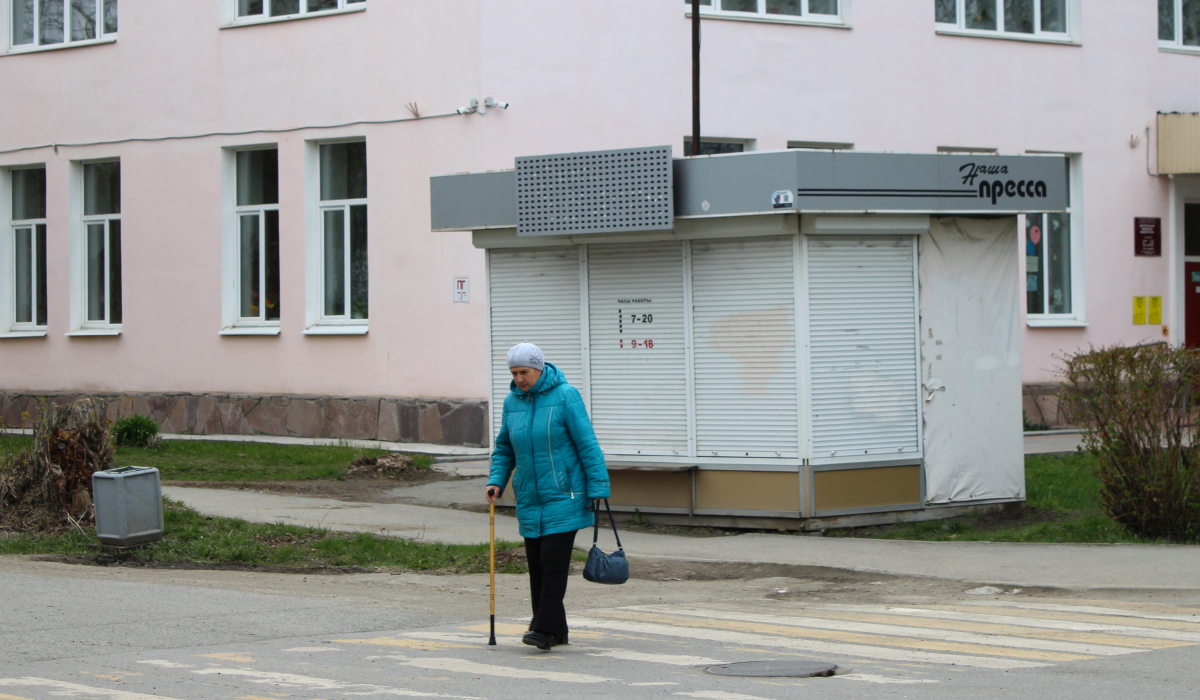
[835,673,940,685]
[675,691,775,700]
[587,648,725,666]
[190,668,481,698]
[0,678,185,700]
[401,658,612,684]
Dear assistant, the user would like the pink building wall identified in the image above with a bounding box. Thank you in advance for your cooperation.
[2,1,1199,417]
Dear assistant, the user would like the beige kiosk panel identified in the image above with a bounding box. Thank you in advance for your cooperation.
[695,471,801,512]
[814,465,921,512]
[608,471,693,509]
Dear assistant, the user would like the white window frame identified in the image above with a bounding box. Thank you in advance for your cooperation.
[1160,0,1200,54]
[67,158,121,336]
[935,0,1081,45]
[221,0,365,28]
[1,0,117,56]
[686,0,851,29]
[0,165,48,338]
[304,138,368,335]
[221,145,281,336]
[1024,152,1085,328]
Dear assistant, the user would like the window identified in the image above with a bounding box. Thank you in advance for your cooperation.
[82,160,120,327]
[683,138,753,156]
[1160,0,1200,50]
[788,140,853,150]
[235,0,363,21]
[1025,155,1081,323]
[935,0,1072,41]
[686,0,844,25]
[318,141,367,323]
[4,167,47,334]
[235,149,280,325]
[9,0,117,50]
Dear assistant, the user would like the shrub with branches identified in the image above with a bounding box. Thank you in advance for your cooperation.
[1059,344,1200,542]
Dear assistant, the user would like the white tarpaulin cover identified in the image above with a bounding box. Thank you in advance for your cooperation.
[920,217,1025,504]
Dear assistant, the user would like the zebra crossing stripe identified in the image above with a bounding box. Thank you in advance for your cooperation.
[401,658,612,684]
[956,601,1200,625]
[570,617,1049,669]
[633,606,1139,657]
[930,604,1200,633]
[0,678,185,700]
[595,609,1095,663]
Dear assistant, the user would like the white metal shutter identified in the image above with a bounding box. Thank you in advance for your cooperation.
[587,242,689,455]
[807,236,921,460]
[488,247,583,439]
[691,237,800,458]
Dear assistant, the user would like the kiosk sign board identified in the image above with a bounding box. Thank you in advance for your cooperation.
[1135,217,1162,257]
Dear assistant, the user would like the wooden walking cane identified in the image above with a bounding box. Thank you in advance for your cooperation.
[488,499,497,646]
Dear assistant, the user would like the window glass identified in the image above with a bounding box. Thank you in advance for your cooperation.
[1185,0,1200,45]
[684,139,746,156]
[965,0,997,30]
[239,214,260,319]
[15,227,32,324]
[13,0,35,45]
[86,222,105,321]
[238,0,263,16]
[1041,0,1066,32]
[766,0,801,16]
[102,0,116,33]
[350,204,368,320]
[12,167,47,221]
[808,0,837,15]
[723,0,757,12]
[39,0,64,44]
[1004,0,1033,34]
[323,210,345,317]
[84,161,120,216]
[935,0,956,23]
[684,0,714,5]
[309,0,339,11]
[36,225,47,326]
[264,211,280,321]
[1045,212,1071,314]
[1185,203,1200,257]
[108,220,122,324]
[1025,214,1044,315]
[70,0,96,41]
[236,149,279,206]
[320,142,367,201]
[271,0,300,16]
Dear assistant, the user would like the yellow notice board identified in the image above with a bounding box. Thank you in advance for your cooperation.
[1149,296,1163,325]
[1134,296,1147,325]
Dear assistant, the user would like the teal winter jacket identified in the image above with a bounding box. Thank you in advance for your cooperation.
[488,362,610,539]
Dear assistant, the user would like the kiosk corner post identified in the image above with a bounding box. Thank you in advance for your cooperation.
[692,0,701,155]
[489,500,497,646]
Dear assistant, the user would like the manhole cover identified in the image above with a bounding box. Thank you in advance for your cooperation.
[706,661,838,678]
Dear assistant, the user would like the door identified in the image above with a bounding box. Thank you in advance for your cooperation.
[1186,204,1200,349]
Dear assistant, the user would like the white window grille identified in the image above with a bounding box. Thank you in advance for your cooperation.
[935,0,1075,42]
[8,0,117,51]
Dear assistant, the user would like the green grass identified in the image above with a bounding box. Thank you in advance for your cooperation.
[834,452,1162,544]
[0,498,526,573]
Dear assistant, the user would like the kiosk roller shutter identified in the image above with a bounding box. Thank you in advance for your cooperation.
[488,247,583,440]
[691,237,800,458]
[807,236,921,460]
[588,242,688,455]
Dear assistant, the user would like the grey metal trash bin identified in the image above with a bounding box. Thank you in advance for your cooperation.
[92,466,164,547]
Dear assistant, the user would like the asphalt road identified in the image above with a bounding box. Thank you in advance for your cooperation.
[3,556,1199,700]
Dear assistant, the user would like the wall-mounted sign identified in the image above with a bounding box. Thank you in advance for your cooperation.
[1149,296,1163,325]
[453,278,470,303]
[1134,296,1147,325]
[1135,218,1162,257]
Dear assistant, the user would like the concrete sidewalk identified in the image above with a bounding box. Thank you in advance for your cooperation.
[164,485,1200,591]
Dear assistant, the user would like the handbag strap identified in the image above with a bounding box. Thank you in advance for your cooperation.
[592,498,623,550]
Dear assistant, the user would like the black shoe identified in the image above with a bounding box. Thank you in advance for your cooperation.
[522,631,556,651]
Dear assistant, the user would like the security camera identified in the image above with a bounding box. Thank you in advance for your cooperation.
[457,98,479,115]
[485,97,509,110]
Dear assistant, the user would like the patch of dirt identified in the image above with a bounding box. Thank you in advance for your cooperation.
[166,469,467,503]
[345,453,425,480]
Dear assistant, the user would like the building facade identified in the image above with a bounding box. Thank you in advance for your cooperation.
[2,1,1199,443]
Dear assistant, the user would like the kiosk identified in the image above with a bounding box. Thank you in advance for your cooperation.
[431,147,1068,529]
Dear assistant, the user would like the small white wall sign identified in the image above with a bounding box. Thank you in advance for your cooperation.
[453,278,470,302]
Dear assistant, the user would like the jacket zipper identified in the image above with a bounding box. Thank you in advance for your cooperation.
[546,407,574,500]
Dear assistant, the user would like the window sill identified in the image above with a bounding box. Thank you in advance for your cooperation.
[685,10,849,30]
[1026,317,1088,328]
[304,324,368,336]
[935,26,1079,46]
[0,330,47,339]
[221,326,281,336]
[1159,44,1200,56]
[222,4,365,29]
[2,36,117,57]
[66,328,121,337]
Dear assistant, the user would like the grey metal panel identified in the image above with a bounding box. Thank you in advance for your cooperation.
[92,466,164,547]
[811,458,925,471]
[430,170,517,231]
[517,146,674,236]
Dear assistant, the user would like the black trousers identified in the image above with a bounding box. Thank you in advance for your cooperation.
[524,529,577,644]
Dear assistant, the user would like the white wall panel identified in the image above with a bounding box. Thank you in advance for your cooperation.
[587,242,688,455]
[691,237,800,458]
[807,236,921,460]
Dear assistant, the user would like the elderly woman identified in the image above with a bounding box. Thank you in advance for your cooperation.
[485,343,610,651]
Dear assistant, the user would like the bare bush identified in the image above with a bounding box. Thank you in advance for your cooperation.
[1059,344,1200,542]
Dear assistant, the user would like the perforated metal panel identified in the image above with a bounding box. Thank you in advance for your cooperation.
[516,146,674,236]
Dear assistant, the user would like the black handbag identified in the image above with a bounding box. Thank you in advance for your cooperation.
[582,499,629,585]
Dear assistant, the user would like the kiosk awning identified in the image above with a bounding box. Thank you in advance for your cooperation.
[1158,112,1200,175]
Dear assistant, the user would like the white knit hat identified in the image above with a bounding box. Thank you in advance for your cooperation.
[506,342,545,371]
